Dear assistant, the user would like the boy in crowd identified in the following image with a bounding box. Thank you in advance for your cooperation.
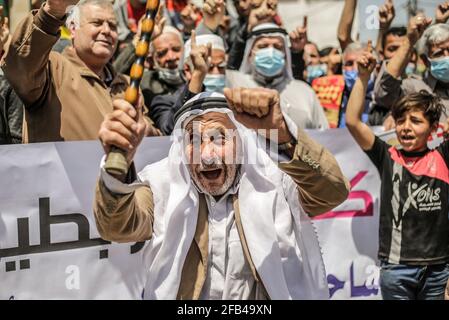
[345,44,449,300]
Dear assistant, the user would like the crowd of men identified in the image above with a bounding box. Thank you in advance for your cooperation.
[1,0,449,300]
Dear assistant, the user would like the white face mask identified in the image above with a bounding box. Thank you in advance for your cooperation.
[156,67,185,85]
[203,74,226,93]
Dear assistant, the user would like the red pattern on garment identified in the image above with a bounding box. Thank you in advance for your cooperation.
[389,146,449,185]
[127,0,147,33]
[166,0,188,12]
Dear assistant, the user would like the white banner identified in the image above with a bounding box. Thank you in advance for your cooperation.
[309,129,381,300]
[0,129,395,300]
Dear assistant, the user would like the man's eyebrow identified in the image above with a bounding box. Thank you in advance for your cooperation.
[206,126,226,134]
[88,18,117,24]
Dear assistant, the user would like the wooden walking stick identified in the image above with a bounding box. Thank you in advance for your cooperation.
[104,0,160,176]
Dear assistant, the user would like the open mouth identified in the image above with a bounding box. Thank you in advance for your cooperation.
[401,135,415,142]
[200,168,223,180]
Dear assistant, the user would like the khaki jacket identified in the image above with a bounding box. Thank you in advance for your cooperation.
[2,8,158,143]
[94,129,350,299]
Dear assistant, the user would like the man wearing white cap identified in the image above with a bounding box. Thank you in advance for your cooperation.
[143,25,185,105]
[150,32,227,134]
[226,23,329,130]
[113,24,186,107]
[94,86,350,299]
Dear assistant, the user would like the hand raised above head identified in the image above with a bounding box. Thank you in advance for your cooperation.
[247,0,278,32]
[378,0,395,29]
[407,14,432,45]
[224,87,292,144]
[99,98,148,165]
[289,16,307,53]
[189,30,212,76]
[436,1,449,24]
[203,0,225,31]
[44,0,80,19]
[357,41,377,80]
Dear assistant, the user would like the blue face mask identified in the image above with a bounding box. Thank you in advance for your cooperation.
[430,57,449,83]
[343,70,358,91]
[307,64,327,83]
[405,63,416,77]
[203,74,225,93]
[254,47,285,77]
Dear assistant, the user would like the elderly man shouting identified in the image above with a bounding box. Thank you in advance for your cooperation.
[2,0,159,143]
[94,87,349,300]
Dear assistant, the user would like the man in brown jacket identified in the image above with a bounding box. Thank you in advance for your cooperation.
[2,0,159,143]
[94,87,350,300]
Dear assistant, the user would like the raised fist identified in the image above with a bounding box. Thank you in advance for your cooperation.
[407,14,432,45]
[224,87,292,144]
[44,0,80,19]
[436,1,449,24]
[379,0,395,30]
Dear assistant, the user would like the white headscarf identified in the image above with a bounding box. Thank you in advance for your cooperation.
[183,34,226,64]
[239,23,294,84]
[140,92,328,299]
[150,25,186,84]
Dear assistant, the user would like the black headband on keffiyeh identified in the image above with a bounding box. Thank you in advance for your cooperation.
[248,27,288,40]
[173,92,230,126]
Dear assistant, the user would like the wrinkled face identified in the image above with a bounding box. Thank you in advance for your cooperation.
[234,0,251,17]
[72,5,118,66]
[343,50,362,72]
[395,110,436,152]
[152,33,183,69]
[180,3,200,32]
[184,49,226,79]
[428,39,449,60]
[208,49,227,75]
[304,43,320,66]
[383,34,406,60]
[250,0,278,22]
[184,112,240,196]
[249,36,285,61]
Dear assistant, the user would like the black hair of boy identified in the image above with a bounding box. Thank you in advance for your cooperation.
[391,90,446,126]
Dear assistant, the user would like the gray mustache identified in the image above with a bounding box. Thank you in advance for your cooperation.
[198,162,223,171]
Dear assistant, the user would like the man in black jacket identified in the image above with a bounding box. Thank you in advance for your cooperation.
[0,75,23,144]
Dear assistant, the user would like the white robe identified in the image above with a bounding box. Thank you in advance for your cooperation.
[100,104,329,300]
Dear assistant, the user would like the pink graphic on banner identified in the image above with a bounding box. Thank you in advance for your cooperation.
[313,171,373,220]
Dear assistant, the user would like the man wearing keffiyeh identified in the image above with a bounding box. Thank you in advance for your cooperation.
[94,87,350,299]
